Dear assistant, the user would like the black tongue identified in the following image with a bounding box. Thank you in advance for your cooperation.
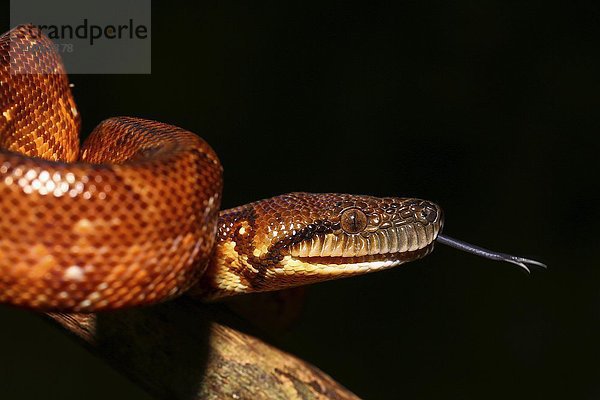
[435,234,547,273]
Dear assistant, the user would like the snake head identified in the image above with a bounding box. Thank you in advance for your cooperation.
[275,192,443,259]
[207,193,444,296]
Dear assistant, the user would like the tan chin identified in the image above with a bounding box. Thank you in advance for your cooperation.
[282,244,435,276]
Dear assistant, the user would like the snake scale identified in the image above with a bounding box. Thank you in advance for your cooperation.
[0,25,544,312]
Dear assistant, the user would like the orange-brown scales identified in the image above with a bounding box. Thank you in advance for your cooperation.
[1,27,223,311]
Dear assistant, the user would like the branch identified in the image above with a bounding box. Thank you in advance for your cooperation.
[47,298,359,400]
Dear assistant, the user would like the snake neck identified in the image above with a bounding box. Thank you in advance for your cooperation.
[193,204,285,301]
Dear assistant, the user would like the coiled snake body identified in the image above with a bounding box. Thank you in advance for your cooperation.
[0,26,544,312]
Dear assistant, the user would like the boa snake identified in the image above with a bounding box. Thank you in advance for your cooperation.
[0,25,545,312]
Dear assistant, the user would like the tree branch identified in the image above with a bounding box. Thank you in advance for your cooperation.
[47,298,359,400]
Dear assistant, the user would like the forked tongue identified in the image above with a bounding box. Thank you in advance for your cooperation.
[435,234,546,273]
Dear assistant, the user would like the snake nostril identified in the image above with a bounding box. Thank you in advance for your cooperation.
[420,207,438,223]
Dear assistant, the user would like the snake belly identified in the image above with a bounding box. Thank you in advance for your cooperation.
[0,25,444,311]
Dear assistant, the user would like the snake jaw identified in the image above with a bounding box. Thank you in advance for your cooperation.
[287,221,441,259]
[284,244,436,274]
[246,244,438,292]
[277,219,441,281]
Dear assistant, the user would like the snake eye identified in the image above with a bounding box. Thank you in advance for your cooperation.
[340,208,368,234]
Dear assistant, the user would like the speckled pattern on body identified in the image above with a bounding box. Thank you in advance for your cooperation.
[0,26,223,310]
[0,25,444,311]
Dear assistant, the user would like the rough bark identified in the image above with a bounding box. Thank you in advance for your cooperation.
[47,298,359,400]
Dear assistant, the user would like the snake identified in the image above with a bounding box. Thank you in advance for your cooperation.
[0,25,545,312]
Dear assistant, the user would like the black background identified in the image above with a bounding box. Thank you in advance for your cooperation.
[1,2,598,399]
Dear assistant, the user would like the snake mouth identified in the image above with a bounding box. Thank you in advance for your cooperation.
[285,244,435,272]
[277,222,441,277]
[287,224,440,258]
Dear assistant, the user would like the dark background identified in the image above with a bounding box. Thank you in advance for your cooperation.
[1,1,598,399]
